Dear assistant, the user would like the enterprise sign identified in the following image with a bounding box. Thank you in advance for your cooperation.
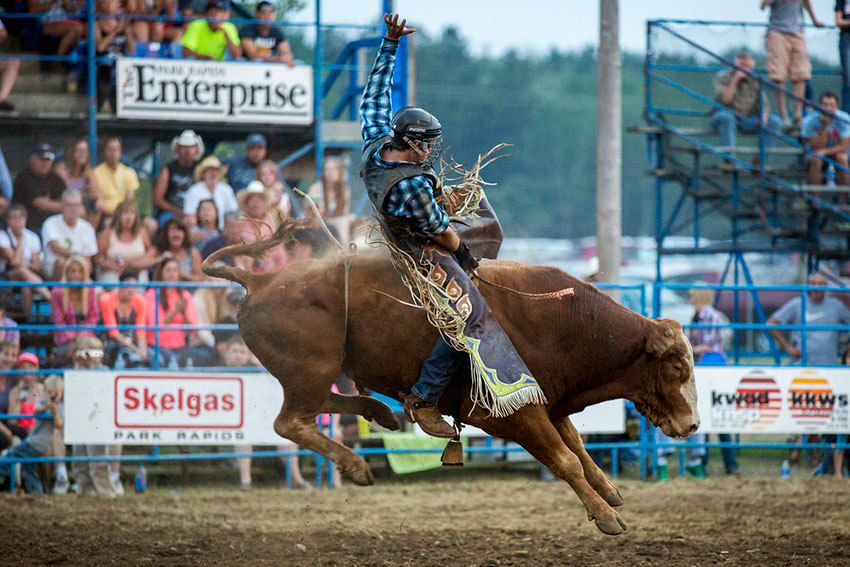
[116,57,314,125]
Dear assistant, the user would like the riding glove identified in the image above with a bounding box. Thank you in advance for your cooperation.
[453,242,479,274]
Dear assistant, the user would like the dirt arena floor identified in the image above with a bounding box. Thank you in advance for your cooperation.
[3,472,849,566]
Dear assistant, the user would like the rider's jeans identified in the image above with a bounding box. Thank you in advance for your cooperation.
[412,338,467,403]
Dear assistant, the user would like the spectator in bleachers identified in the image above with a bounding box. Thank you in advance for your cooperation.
[93,137,139,217]
[184,155,237,230]
[7,352,44,438]
[190,199,220,250]
[0,145,12,209]
[145,217,204,281]
[95,0,136,113]
[94,200,151,283]
[710,51,781,154]
[53,138,102,226]
[768,271,850,363]
[0,300,20,345]
[835,0,850,114]
[145,256,214,367]
[42,190,97,279]
[50,254,99,362]
[257,158,300,223]
[194,280,236,349]
[151,0,189,44]
[227,133,267,192]
[100,268,149,368]
[237,180,289,270]
[200,211,245,262]
[803,91,850,198]
[240,1,294,66]
[180,0,241,60]
[27,0,85,87]
[761,0,824,129]
[307,157,351,243]
[0,374,64,494]
[237,180,271,226]
[0,204,50,316]
[12,143,65,232]
[152,129,203,224]
[0,19,21,111]
[0,341,24,453]
[123,0,152,42]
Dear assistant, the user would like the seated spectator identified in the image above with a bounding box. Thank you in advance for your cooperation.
[151,0,189,43]
[180,0,241,60]
[241,1,294,66]
[257,158,301,223]
[93,136,140,217]
[145,257,214,367]
[7,352,43,435]
[53,138,102,225]
[152,129,203,224]
[0,340,23,452]
[42,191,98,279]
[237,181,288,271]
[184,155,237,230]
[200,212,251,271]
[0,205,50,315]
[100,269,149,368]
[710,51,781,154]
[0,301,20,344]
[26,0,85,84]
[94,200,151,283]
[142,217,204,281]
[0,374,64,494]
[237,180,271,226]
[0,144,11,208]
[0,19,21,111]
[95,0,136,113]
[803,91,850,198]
[191,199,220,250]
[50,255,99,362]
[194,281,237,348]
[12,144,65,231]
[227,133,267,191]
[123,0,151,42]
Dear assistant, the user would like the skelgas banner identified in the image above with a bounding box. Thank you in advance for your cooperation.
[115,57,313,124]
[696,367,850,433]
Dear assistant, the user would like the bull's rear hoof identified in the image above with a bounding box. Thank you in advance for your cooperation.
[346,465,375,486]
[595,516,627,536]
[603,489,624,508]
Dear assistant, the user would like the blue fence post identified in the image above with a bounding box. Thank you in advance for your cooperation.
[87,0,97,163]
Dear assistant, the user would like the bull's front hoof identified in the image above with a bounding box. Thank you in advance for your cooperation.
[594,515,627,536]
[346,465,375,486]
[603,488,624,508]
[371,410,402,431]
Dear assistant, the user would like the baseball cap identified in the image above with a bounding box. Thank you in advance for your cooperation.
[17,352,40,368]
[32,143,55,160]
[246,133,267,148]
[205,0,228,11]
[256,1,273,12]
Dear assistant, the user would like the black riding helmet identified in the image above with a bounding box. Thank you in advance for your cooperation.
[390,106,443,167]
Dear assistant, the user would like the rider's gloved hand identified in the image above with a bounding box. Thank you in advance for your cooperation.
[453,242,479,274]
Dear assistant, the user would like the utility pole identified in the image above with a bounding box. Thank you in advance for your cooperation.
[596,0,621,289]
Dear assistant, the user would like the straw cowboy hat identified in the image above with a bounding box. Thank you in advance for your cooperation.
[236,180,270,210]
[171,129,205,155]
[194,155,228,182]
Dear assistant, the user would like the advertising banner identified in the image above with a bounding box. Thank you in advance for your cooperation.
[116,57,313,124]
[696,367,850,433]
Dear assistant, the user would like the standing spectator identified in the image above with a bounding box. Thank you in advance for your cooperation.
[41,191,98,279]
[258,159,301,223]
[94,0,136,113]
[53,138,102,225]
[145,257,213,366]
[803,91,850,198]
[184,155,237,230]
[835,0,850,113]
[7,352,44,436]
[710,51,781,153]
[100,268,149,368]
[92,137,139,216]
[94,200,151,283]
[50,255,99,362]
[12,144,65,231]
[761,0,824,128]
[0,19,21,111]
[227,133,268,191]
[152,129,203,223]
[143,217,204,281]
[0,205,50,315]
[180,0,241,60]
[0,375,64,494]
[768,272,850,363]
[151,0,189,43]
[190,199,220,250]
[240,1,294,66]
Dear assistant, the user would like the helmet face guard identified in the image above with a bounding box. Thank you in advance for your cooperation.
[391,106,443,169]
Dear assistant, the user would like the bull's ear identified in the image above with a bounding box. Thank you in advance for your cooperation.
[646,325,676,357]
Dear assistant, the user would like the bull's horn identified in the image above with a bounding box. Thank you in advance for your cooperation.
[665,328,674,337]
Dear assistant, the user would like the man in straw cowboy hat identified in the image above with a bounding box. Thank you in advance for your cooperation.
[183,155,238,231]
[153,129,204,224]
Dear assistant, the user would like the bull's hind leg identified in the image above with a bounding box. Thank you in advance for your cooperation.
[552,416,624,508]
[319,392,401,431]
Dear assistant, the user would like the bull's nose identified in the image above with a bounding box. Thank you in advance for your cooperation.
[688,422,700,436]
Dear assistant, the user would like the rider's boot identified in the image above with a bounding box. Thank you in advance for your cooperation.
[402,393,455,438]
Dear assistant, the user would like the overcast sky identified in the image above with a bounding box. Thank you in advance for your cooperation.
[292,0,843,62]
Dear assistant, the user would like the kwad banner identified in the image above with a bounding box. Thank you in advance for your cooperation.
[695,367,850,433]
[63,371,625,445]
[115,57,313,124]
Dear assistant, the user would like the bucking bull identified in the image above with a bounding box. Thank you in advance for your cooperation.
[202,234,699,536]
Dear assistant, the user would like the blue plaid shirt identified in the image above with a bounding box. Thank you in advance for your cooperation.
[360,38,449,236]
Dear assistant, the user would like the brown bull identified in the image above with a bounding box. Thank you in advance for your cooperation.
[203,245,699,536]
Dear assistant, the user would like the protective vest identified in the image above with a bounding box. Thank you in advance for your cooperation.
[360,136,441,252]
